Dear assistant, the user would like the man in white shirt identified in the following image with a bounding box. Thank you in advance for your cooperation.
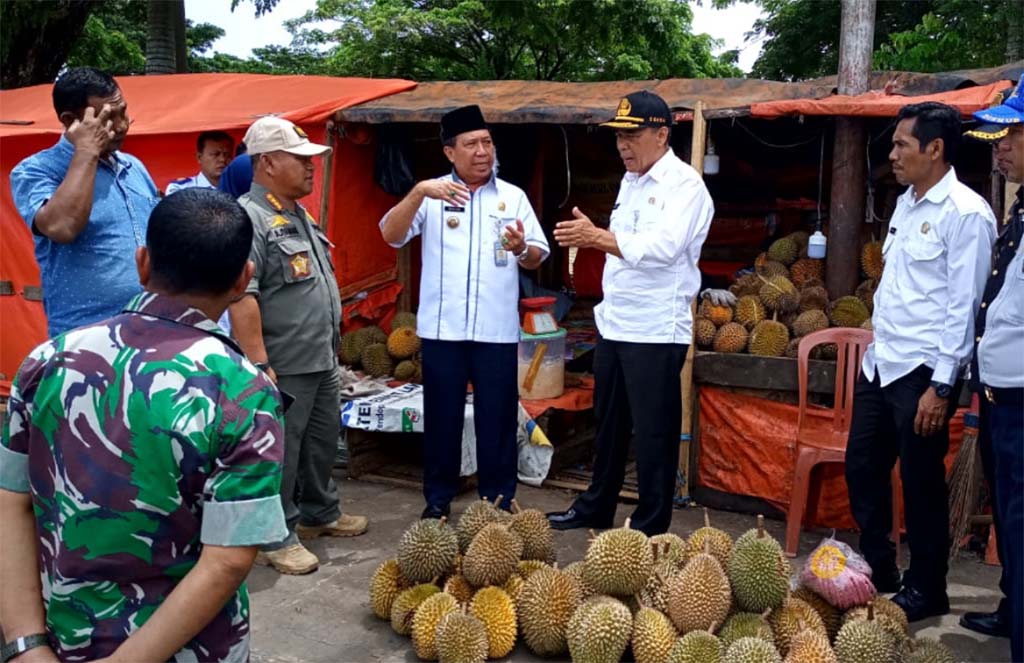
[547,91,714,535]
[846,102,996,621]
[959,79,1024,660]
[379,105,550,519]
[166,131,234,194]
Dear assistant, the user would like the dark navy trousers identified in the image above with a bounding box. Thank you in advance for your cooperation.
[421,339,519,509]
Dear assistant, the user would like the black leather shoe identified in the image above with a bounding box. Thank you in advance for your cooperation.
[960,610,1010,638]
[871,564,903,593]
[421,504,450,520]
[892,586,950,622]
[546,508,612,531]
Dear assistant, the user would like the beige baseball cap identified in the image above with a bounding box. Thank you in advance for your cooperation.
[243,116,331,157]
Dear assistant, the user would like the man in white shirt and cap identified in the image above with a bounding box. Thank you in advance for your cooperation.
[846,102,996,621]
[379,105,550,519]
[546,90,714,535]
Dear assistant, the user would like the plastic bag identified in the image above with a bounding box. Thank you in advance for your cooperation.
[798,535,876,609]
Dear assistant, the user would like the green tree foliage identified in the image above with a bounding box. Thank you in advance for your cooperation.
[275,0,741,80]
[0,1,94,89]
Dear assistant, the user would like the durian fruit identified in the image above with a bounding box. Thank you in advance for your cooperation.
[812,343,838,361]
[435,610,489,663]
[369,559,411,619]
[361,325,388,345]
[340,331,367,366]
[397,517,459,583]
[724,636,783,663]
[462,522,523,587]
[457,496,504,553]
[638,563,675,614]
[860,319,873,331]
[748,320,790,358]
[516,559,550,579]
[566,596,633,663]
[518,566,581,657]
[833,606,896,663]
[633,606,680,663]
[800,278,825,291]
[563,561,596,600]
[768,237,799,266]
[758,260,791,280]
[792,310,829,338]
[387,327,421,360]
[866,596,908,634]
[391,583,441,636]
[394,360,418,382]
[361,343,393,377]
[728,515,790,613]
[391,311,417,331]
[780,310,799,331]
[509,498,555,562]
[904,638,955,663]
[827,296,870,328]
[799,286,829,313]
[842,598,908,647]
[792,586,841,642]
[789,259,825,288]
[760,276,800,314]
[412,591,459,660]
[731,273,764,298]
[583,518,654,596]
[855,280,877,313]
[696,317,719,349]
[686,508,733,571]
[788,231,810,251]
[784,629,837,663]
[651,532,690,569]
[443,574,475,605]
[860,241,883,280]
[770,596,828,657]
[469,586,517,659]
[701,299,735,326]
[735,295,768,330]
[668,628,725,663]
[713,322,750,354]
[666,542,732,634]
[785,338,801,359]
[502,573,524,602]
[720,611,775,648]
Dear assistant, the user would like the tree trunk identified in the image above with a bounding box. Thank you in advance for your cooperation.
[146,0,186,74]
[0,1,94,89]
[1006,0,1024,63]
[173,0,188,73]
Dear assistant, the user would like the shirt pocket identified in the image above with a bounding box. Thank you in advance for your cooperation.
[904,235,943,262]
[276,238,316,284]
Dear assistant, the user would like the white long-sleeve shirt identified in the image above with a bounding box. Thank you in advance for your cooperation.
[863,167,996,387]
[381,172,549,343]
[977,198,1024,388]
[595,149,714,344]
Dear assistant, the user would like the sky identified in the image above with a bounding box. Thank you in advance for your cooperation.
[184,0,766,73]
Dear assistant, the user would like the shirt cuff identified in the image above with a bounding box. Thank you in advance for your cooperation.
[931,358,958,387]
[615,232,644,268]
[201,495,287,546]
[0,444,29,493]
[525,240,549,260]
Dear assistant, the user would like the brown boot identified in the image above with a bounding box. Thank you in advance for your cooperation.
[296,514,369,539]
[255,542,319,575]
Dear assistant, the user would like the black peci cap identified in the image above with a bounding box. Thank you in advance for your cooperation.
[600,91,672,130]
[440,104,488,142]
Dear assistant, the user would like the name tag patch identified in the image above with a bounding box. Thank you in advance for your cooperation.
[269,226,300,240]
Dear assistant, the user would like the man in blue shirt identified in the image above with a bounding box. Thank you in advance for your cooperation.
[10,67,160,337]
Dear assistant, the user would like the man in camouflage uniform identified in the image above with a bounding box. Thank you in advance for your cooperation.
[0,189,286,662]
[229,116,367,576]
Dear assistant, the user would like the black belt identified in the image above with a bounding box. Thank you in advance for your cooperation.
[981,385,1024,407]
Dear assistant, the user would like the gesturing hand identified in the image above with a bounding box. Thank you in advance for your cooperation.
[66,104,115,157]
[553,206,596,248]
[502,219,527,256]
[417,179,470,206]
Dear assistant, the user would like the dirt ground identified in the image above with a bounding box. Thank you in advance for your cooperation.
[248,477,1009,663]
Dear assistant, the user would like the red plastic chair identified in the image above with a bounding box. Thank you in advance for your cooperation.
[784,327,903,562]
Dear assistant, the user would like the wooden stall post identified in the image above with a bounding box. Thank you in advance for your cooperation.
[679,100,707,501]
[318,119,337,232]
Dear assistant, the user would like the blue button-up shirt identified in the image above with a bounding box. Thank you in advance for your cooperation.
[10,136,160,337]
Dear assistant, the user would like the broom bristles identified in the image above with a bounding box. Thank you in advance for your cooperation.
[947,418,983,562]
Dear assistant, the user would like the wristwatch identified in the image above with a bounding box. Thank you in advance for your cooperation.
[255,361,271,372]
[930,381,952,399]
[1,634,49,663]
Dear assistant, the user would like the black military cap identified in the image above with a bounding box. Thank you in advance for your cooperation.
[600,90,672,129]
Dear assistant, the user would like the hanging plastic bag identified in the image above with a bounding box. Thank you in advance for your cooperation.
[798,535,876,609]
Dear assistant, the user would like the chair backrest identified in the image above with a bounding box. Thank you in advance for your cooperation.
[797,327,873,443]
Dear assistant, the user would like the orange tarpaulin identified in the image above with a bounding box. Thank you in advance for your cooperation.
[0,74,415,379]
[751,81,1012,119]
[697,386,965,530]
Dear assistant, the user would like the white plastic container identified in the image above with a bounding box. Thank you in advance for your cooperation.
[517,328,566,400]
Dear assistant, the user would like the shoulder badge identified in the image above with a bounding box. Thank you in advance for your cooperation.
[265,192,284,211]
[269,215,290,228]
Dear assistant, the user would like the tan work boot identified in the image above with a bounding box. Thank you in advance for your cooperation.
[296,513,369,539]
[255,542,319,575]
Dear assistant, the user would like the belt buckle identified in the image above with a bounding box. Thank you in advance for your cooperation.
[984,386,997,404]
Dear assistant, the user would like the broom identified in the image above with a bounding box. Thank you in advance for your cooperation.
[947,397,982,562]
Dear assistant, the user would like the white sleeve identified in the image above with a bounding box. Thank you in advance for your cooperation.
[616,176,714,269]
[379,198,429,249]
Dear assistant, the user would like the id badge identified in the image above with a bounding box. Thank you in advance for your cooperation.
[494,241,509,267]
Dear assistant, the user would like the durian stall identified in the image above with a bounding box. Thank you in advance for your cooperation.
[330,64,1020,512]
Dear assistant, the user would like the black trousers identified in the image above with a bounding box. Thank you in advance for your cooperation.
[571,339,688,536]
[421,339,519,509]
[979,398,1011,619]
[845,365,958,595]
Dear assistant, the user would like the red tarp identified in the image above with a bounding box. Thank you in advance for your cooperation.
[0,74,415,379]
[697,386,965,529]
[751,81,1012,119]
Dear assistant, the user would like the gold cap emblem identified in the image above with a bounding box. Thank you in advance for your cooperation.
[616,97,632,117]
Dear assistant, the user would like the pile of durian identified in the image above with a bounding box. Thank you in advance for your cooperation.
[369,504,954,663]
[339,312,421,381]
[697,233,883,360]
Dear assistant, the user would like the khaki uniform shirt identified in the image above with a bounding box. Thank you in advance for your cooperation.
[240,182,342,375]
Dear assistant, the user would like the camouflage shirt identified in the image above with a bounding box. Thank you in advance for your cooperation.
[0,292,287,662]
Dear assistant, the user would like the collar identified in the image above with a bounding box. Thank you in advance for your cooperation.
[123,291,232,343]
[624,149,675,184]
[451,169,497,192]
[195,171,213,188]
[56,135,132,172]
[249,182,302,216]
[904,166,956,206]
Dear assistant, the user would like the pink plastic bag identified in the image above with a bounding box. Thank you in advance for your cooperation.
[798,536,877,609]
